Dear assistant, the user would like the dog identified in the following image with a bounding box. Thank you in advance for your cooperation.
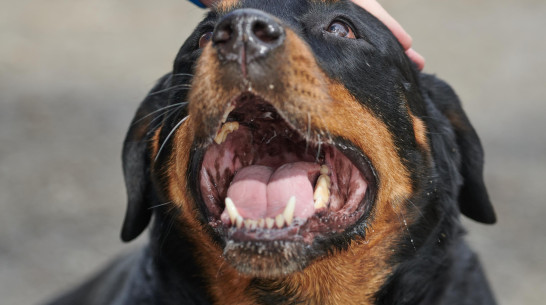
[47,0,497,304]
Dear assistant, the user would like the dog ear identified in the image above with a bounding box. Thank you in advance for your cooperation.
[420,74,496,224]
[121,75,171,241]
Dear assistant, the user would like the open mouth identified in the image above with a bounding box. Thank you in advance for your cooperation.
[199,94,376,243]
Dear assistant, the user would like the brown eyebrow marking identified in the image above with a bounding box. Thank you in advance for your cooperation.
[410,113,430,151]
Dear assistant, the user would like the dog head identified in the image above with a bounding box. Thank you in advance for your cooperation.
[120,0,494,292]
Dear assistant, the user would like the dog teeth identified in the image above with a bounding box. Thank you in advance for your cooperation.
[244,219,257,230]
[226,197,295,229]
[224,197,239,224]
[265,217,275,229]
[225,167,333,230]
[243,219,251,229]
[214,121,239,144]
[283,196,295,225]
[313,173,331,210]
[275,214,285,228]
[320,165,329,175]
[235,215,244,229]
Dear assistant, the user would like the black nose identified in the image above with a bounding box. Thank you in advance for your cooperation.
[212,9,285,63]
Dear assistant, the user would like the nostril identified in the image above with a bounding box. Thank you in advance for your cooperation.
[213,25,233,45]
[252,21,281,43]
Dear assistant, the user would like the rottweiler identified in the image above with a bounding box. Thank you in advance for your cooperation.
[47,0,497,304]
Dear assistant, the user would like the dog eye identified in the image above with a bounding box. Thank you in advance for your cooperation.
[326,21,356,39]
[199,31,213,48]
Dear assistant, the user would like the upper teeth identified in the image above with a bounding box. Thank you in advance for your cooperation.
[224,165,332,230]
[313,165,331,210]
[214,121,239,144]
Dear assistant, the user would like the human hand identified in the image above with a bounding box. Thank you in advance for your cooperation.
[200,0,215,7]
[197,0,425,70]
[351,0,425,70]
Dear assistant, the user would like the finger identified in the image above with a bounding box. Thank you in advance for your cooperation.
[351,0,412,50]
[406,48,425,71]
[200,0,215,7]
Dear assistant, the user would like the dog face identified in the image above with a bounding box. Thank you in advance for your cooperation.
[121,0,494,298]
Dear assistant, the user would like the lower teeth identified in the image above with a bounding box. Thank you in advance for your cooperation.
[224,163,332,230]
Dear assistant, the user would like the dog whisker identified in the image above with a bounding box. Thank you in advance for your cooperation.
[148,84,192,96]
[215,259,227,279]
[146,105,187,137]
[390,200,417,252]
[172,72,195,77]
[148,201,173,210]
[313,109,333,145]
[158,213,177,256]
[305,112,311,154]
[155,115,190,162]
[325,127,333,144]
[406,199,425,219]
[132,102,188,126]
[315,134,322,163]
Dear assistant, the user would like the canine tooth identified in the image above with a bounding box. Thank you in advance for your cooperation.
[314,197,327,210]
[320,165,329,175]
[265,217,275,229]
[283,196,296,225]
[275,214,285,228]
[313,175,330,210]
[316,174,331,190]
[224,197,239,225]
[214,134,225,145]
[236,216,243,229]
[313,187,329,208]
[258,218,265,229]
[214,121,239,144]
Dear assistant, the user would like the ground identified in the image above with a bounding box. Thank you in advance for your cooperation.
[0,0,544,304]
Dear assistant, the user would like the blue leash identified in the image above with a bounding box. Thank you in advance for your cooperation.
[188,0,206,8]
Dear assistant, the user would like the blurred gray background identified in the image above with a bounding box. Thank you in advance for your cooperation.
[1,0,544,304]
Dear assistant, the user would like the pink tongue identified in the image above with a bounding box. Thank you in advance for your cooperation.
[224,162,320,221]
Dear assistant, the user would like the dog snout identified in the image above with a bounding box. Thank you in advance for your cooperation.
[212,9,285,64]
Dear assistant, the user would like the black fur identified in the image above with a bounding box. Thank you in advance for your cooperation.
[120,75,171,242]
[46,1,496,304]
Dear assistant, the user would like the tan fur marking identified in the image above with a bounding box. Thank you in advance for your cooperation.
[281,212,402,304]
[410,114,429,151]
[187,45,241,139]
[150,127,161,159]
[445,110,471,132]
